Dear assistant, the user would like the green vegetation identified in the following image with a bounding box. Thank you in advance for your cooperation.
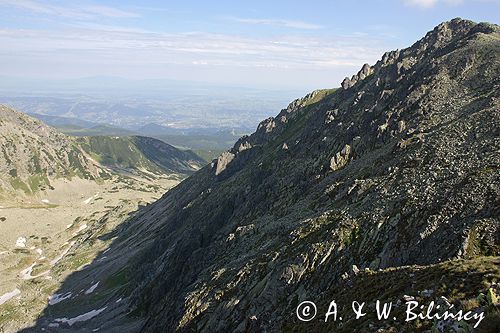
[0,303,17,326]
[301,88,338,107]
[105,268,131,289]
[76,136,165,175]
[30,153,43,174]
[27,175,50,192]
[75,135,204,175]
[77,136,148,169]
[10,177,31,195]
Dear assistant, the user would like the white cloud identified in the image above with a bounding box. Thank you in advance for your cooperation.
[404,0,464,7]
[78,5,139,18]
[405,0,438,7]
[227,17,324,30]
[0,0,139,19]
[0,25,391,89]
[0,26,385,68]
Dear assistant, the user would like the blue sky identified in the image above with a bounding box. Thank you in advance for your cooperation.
[0,0,498,90]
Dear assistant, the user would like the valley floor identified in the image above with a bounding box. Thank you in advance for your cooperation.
[0,174,179,332]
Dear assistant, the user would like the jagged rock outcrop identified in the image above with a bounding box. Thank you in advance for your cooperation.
[23,18,500,333]
[342,63,374,89]
[330,144,351,171]
[214,151,236,175]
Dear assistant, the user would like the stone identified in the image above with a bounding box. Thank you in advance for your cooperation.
[341,77,353,89]
[215,151,235,175]
[330,144,351,171]
[238,141,252,152]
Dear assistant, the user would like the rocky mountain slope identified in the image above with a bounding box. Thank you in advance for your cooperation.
[21,19,499,332]
[0,105,105,198]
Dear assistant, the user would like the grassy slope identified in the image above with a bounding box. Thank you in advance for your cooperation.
[75,136,205,176]
[76,136,165,173]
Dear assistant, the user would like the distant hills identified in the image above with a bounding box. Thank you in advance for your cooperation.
[25,112,138,136]
[59,124,138,137]
[27,113,98,129]
[25,113,244,162]
[0,85,293,132]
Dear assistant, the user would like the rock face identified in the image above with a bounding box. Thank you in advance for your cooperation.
[342,63,374,89]
[23,19,500,332]
[214,151,235,175]
[330,144,351,171]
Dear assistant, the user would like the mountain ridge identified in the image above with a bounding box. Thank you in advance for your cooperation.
[0,106,204,199]
[76,135,205,176]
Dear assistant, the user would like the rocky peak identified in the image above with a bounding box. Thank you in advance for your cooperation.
[341,63,374,89]
[215,18,499,179]
[341,18,499,92]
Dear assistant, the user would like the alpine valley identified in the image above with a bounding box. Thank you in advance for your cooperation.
[1,18,499,333]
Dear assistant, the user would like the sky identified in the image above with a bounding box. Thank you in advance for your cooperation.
[0,0,498,91]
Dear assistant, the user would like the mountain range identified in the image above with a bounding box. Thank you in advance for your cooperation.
[15,18,500,332]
